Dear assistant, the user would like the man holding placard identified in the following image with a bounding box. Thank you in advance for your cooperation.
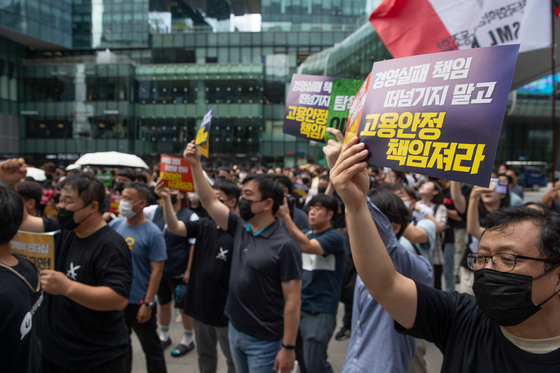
[184,140,302,373]
[14,172,134,372]
[324,44,560,372]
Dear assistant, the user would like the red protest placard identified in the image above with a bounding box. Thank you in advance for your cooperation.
[110,193,122,213]
[159,155,194,192]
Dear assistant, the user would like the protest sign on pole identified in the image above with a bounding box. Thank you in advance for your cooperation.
[354,45,518,186]
[324,79,363,144]
[283,74,334,142]
[109,193,122,213]
[10,230,59,270]
[159,154,194,192]
[196,106,215,158]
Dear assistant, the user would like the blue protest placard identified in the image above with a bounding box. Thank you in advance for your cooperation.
[196,105,216,158]
[356,45,519,186]
[283,74,333,142]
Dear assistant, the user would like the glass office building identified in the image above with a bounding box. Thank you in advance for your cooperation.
[0,0,372,168]
[0,0,555,170]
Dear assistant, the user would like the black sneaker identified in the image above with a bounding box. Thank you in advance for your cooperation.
[171,342,195,357]
[335,326,351,341]
[161,337,172,349]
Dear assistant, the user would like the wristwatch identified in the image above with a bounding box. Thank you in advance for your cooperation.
[282,344,295,350]
[142,300,156,310]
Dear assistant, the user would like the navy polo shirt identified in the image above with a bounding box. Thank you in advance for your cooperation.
[225,212,303,341]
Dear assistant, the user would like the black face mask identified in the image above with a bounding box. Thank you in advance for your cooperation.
[302,177,310,185]
[57,206,88,231]
[473,268,560,326]
[238,197,262,221]
[170,194,178,205]
[219,176,226,181]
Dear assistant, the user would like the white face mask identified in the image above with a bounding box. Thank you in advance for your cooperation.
[403,200,411,209]
[119,200,141,219]
[239,173,247,181]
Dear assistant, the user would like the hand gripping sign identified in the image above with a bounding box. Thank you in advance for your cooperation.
[352,45,518,186]
[159,155,194,192]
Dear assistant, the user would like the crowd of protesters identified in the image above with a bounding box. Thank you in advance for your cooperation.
[1,127,560,373]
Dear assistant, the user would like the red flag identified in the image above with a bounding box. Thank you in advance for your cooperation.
[369,0,456,59]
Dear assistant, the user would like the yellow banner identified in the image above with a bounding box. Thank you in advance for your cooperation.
[9,230,58,270]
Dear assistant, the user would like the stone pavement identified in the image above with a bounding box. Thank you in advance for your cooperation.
[131,304,443,373]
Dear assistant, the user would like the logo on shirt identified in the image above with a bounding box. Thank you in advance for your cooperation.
[125,237,135,251]
[66,262,81,281]
[216,247,229,261]
[20,291,43,340]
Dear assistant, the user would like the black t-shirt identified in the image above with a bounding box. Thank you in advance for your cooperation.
[0,255,43,373]
[152,206,195,278]
[42,217,60,232]
[396,282,560,372]
[226,212,302,341]
[191,205,209,219]
[41,226,133,370]
[184,218,234,327]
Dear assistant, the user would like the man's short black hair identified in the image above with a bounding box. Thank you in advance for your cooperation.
[482,206,560,271]
[368,189,410,239]
[17,181,43,209]
[0,182,24,244]
[117,168,136,181]
[243,174,284,214]
[273,175,294,195]
[308,194,338,220]
[319,174,329,182]
[135,171,147,184]
[60,173,106,213]
[123,182,150,201]
[505,165,519,176]
[213,180,241,205]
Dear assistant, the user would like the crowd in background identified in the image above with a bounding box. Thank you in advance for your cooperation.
[2,134,560,373]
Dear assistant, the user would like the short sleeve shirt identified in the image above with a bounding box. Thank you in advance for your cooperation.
[225,212,302,341]
[0,256,42,373]
[301,228,345,314]
[145,205,199,277]
[183,218,234,327]
[41,226,133,370]
[395,282,560,372]
[109,218,168,304]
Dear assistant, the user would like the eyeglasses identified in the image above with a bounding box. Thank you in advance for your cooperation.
[466,253,558,273]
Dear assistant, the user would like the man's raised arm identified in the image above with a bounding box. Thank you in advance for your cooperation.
[183,140,230,230]
[329,136,418,330]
